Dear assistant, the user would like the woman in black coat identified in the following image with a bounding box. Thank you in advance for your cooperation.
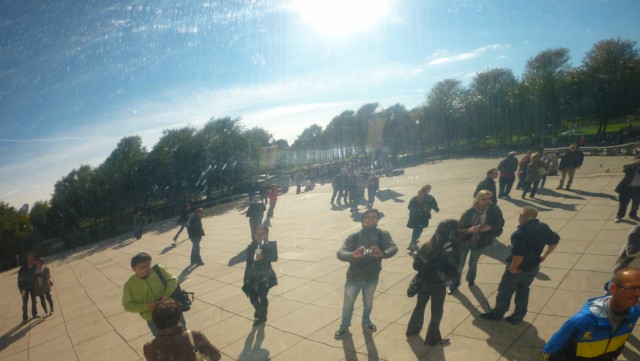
[406,219,462,347]
[406,185,440,252]
[242,225,278,326]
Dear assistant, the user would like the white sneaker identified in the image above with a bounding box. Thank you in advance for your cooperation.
[614,218,622,223]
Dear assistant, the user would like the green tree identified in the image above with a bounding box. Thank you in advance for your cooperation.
[424,79,466,155]
[0,202,32,268]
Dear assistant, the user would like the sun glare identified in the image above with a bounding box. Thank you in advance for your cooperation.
[291,0,390,37]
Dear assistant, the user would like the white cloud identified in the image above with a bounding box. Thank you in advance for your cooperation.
[427,44,510,66]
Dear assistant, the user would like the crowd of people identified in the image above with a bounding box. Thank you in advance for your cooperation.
[14,142,640,361]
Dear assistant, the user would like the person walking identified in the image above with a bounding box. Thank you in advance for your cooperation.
[497,151,518,199]
[242,225,278,326]
[34,257,54,317]
[406,220,462,347]
[406,185,440,252]
[133,210,146,240]
[245,196,266,237]
[18,252,38,322]
[516,152,532,190]
[522,153,548,199]
[449,190,504,294]
[187,208,205,266]
[556,144,584,190]
[172,203,191,242]
[480,206,559,324]
[366,173,380,209]
[335,209,398,338]
[614,154,640,223]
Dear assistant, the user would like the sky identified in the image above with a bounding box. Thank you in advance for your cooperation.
[1,0,639,208]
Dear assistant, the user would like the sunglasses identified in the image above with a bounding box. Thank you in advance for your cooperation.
[616,284,640,292]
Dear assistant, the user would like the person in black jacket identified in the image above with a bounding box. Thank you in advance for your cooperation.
[245,196,266,237]
[556,144,584,190]
[188,208,205,266]
[173,203,191,242]
[614,154,640,222]
[242,225,278,326]
[449,190,504,294]
[406,220,462,347]
[406,185,440,252]
[497,151,519,199]
[474,168,499,204]
[18,252,38,322]
[481,207,559,324]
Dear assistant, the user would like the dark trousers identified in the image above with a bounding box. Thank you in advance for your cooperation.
[249,217,263,237]
[249,291,269,319]
[523,179,541,198]
[498,175,515,197]
[367,189,376,208]
[173,222,187,241]
[407,283,446,346]
[331,188,343,204]
[491,267,538,321]
[39,292,54,313]
[267,202,276,218]
[617,187,640,218]
[410,227,424,247]
[190,236,203,264]
[22,289,38,319]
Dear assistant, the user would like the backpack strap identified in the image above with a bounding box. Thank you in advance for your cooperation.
[186,330,199,353]
[152,264,167,286]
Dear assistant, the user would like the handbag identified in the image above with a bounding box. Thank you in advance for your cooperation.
[186,330,211,361]
[152,265,195,312]
[407,274,421,297]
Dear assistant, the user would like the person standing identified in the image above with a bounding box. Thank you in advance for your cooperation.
[541,268,640,360]
[34,257,54,317]
[366,173,380,209]
[266,185,278,219]
[480,206,559,324]
[406,220,462,347]
[539,152,555,189]
[245,196,266,237]
[241,225,278,326]
[556,144,584,190]
[522,153,548,199]
[406,185,440,252]
[614,154,640,223]
[516,152,532,190]
[497,151,519,199]
[335,209,398,338]
[173,203,191,242]
[133,210,146,240]
[188,208,205,266]
[18,252,38,322]
[474,168,499,204]
[449,190,504,294]
[122,252,186,336]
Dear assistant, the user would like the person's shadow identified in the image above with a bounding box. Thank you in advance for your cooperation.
[473,317,546,361]
[340,331,359,361]
[362,329,380,361]
[177,264,197,283]
[236,325,270,361]
[0,318,45,351]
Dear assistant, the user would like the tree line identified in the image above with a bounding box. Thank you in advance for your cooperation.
[1,38,639,269]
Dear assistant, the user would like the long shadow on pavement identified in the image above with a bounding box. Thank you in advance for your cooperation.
[472,318,546,361]
[236,324,270,361]
[340,331,359,361]
[566,189,617,200]
[501,198,553,213]
[0,318,45,352]
[362,329,380,361]
[177,264,197,283]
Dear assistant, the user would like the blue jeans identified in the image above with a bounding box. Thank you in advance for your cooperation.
[339,278,378,330]
[410,228,424,247]
[449,244,482,290]
[491,266,538,320]
[190,236,202,264]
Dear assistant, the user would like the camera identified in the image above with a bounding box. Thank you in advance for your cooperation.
[363,248,372,256]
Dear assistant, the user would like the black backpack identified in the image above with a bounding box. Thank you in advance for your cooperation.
[152,265,194,312]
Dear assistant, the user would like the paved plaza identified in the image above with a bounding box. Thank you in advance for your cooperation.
[2,155,640,361]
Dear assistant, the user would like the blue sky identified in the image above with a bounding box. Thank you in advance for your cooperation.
[1,0,639,208]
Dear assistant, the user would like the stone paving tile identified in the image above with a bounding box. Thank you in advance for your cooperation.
[3,156,640,360]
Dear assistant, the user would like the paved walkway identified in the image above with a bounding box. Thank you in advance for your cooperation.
[2,155,640,361]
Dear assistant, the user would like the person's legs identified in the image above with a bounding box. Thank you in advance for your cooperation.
[21,292,29,321]
[498,176,506,197]
[522,181,531,198]
[450,244,470,291]
[331,188,338,203]
[339,280,362,330]
[511,268,538,321]
[557,168,568,189]
[29,290,38,317]
[45,292,54,313]
[530,179,541,198]
[190,237,202,264]
[367,189,376,208]
[465,247,483,285]
[617,191,631,219]
[39,295,48,314]
[566,168,576,189]
[629,187,640,217]
[425,284,446,346]
[361,278,379,326]
[504,175,515,196]
[407,290,428,335]
[410,227,424,248]
[489,270,519,318]
[540,175,547,189]
[173,223,186,241]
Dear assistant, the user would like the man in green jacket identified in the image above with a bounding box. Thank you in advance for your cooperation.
[122,252,185,335]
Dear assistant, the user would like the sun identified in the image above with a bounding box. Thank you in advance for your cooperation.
[291,0,390,37]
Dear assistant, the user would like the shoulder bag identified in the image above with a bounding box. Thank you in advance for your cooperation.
[152,265,194,312]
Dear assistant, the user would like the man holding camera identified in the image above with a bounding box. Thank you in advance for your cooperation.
[335,208,398,338]
[122,252,186,336]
